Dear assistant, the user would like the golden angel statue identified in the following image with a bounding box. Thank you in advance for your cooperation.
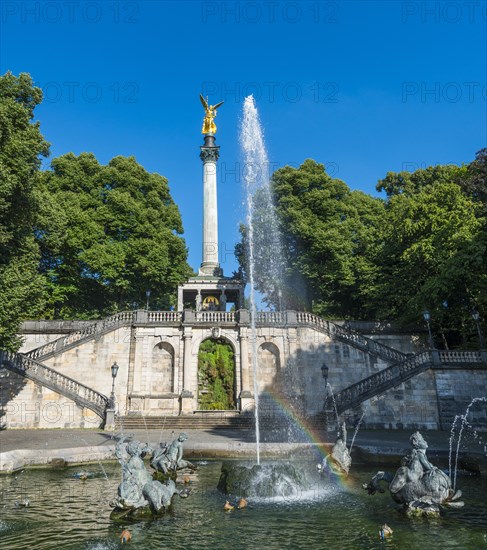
[200,94,224,134]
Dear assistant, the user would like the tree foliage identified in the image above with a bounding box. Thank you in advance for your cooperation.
[377,182,485,345]
[197,339,235,410]
[237,159,386,318]
[0,72,49,350]
[0,71,192,349]
[236,154,486,348]
[37,153,193,317]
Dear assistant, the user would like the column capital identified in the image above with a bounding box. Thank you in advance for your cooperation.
[200,147,220,163]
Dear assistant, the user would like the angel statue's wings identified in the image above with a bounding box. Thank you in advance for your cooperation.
[199,94,209,111]
[200,94,224,112]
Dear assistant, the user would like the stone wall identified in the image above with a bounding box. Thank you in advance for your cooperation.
[434,369,487,430]
[1,317,482,431]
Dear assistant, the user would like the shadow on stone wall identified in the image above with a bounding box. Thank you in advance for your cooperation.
[239,344,332,443]
[0,368,28,429]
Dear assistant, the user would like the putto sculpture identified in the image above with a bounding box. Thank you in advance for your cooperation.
[363,431,464,516]
[151,432,197,479]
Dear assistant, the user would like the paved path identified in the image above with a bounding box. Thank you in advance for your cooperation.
[0,428,485,473]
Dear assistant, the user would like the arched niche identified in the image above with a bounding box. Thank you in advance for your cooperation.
[151,342,174,393]
[257,341,281,388]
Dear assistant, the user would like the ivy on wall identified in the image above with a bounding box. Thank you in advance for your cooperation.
[198,339,235,410]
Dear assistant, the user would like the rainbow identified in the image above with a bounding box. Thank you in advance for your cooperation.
[257,388,354,489]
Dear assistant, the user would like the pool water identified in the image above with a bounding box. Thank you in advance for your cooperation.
[0,461,486,549]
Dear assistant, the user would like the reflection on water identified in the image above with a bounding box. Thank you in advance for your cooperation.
[0,462,486,549]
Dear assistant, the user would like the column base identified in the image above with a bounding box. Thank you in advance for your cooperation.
[240,393,255,414]
[180,392,195,414]
[198,263,223,277]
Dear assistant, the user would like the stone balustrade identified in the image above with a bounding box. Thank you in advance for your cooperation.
[195,311,236,323]
[147,311,183,323]
[333,349,487,414]
[0,350,109,418]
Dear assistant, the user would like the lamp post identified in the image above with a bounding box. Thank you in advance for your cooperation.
[110,362,119,409]
[423,310,435,349]
[146,289,151,310]
[471,310,485,349]
[321,362,329,389]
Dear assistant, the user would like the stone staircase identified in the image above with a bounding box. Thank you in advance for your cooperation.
[0,350,109,418]
[295,312,407,364]
[25,309,406,366]
[332,350,487,415]
[115,411,253,431]
[13,309,428,430]
[25,311,140,362]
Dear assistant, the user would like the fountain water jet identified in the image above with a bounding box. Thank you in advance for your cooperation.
[240,95,286,463]
[449,397,487,490]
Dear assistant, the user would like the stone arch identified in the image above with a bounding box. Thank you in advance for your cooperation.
[151,342,174,393]
[197,337,236,410]
[257,341,281,389]
[191,330,238,356]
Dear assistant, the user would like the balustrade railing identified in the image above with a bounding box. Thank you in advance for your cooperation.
[256,311,285,324]
[296,311,406,363]
[0,350,109,417]
[333,349,487,414]
[148,311,183,323]
[333,351,432,414]
[26,311,137,360]
[439,350,482,363]
[195,311,236,323]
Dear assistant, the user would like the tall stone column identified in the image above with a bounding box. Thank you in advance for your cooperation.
[199,134,222,276]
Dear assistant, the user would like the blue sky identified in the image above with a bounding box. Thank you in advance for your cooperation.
[1,0,485,276]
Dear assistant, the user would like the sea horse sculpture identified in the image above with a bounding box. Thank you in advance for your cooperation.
[111,438,186,518]
[318,422,352,475]
[363,431,464,516]
[200,94,224,134]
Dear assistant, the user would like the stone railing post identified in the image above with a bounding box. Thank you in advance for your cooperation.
[285,310,297,327]
[183,309,196,324]
[135,309,148,324]
[431,349,441,366]
[237,309,250,325]
[104,408,116,431]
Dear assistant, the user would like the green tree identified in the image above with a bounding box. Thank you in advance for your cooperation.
[376,164,467,198]
[0,72,49,350]
[237,159,386,318]
[459,148,487,215]
[376,181,485,347]
[37,153,193,318]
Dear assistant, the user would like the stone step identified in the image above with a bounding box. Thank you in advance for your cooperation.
[115,413,327,431]
[115,415,254,430]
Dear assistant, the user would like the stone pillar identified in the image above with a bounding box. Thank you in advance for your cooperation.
[287,327,297,358]
[199,134,221,276]
[181,329,194,413]
[104,408,116,431]
[177,286,183,311]
[239,329,253,411]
